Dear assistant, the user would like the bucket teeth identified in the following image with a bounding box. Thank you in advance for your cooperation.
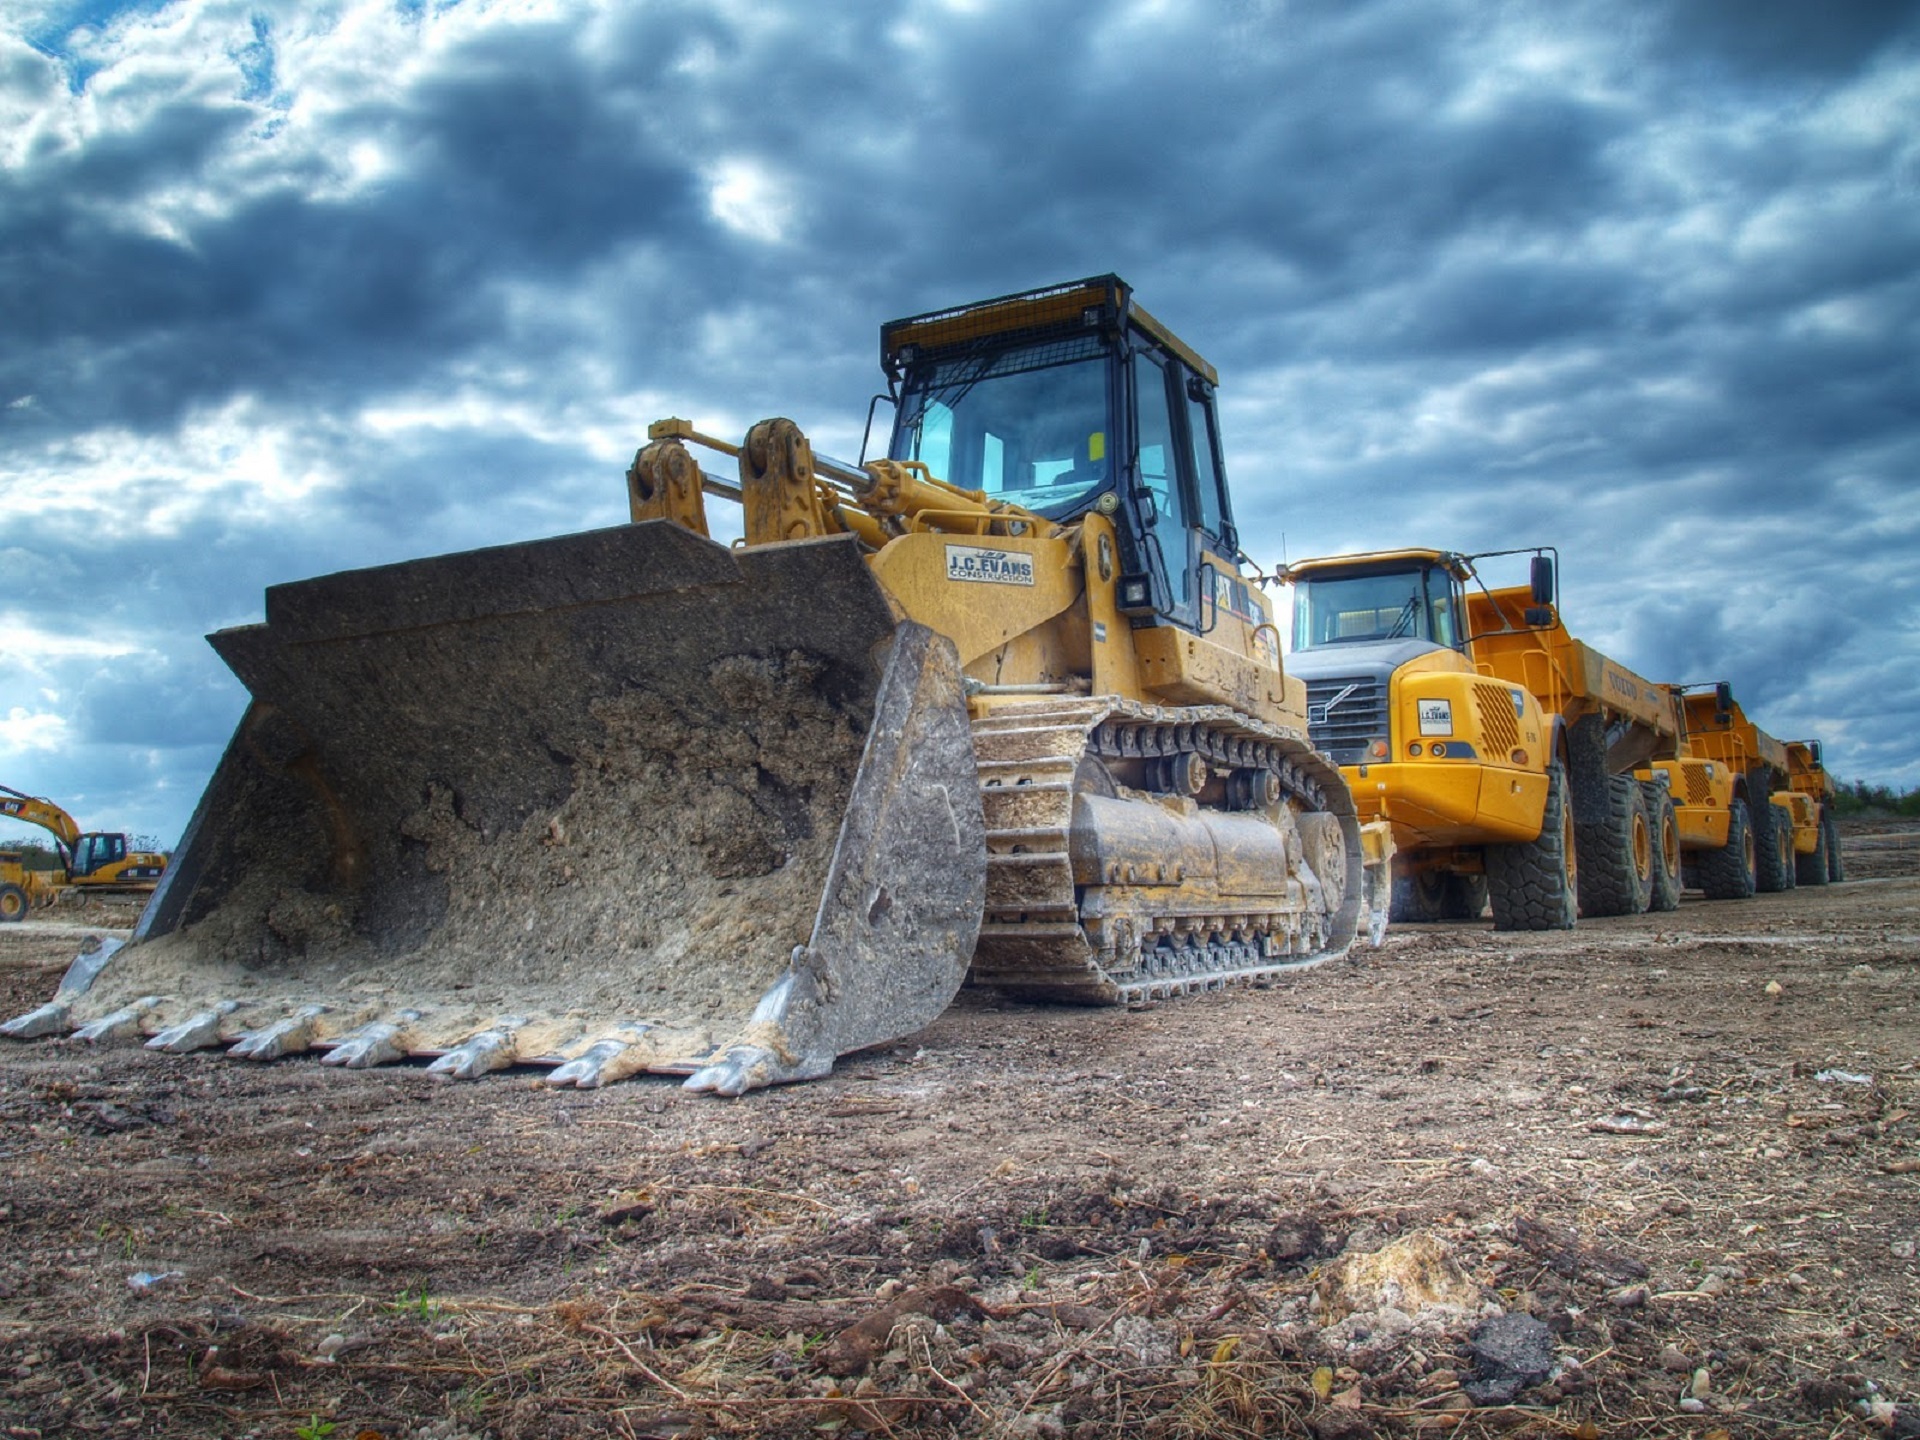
[146,1002,242,1053]
[228,1004,330,1061]
[72,997,161,1044]
[684,1045,782,1097]
[0,1000,74,1040]
[426,1021,526,1081]
[683,1041,832,1097]
[545,1028,663,1090]
[681,969,834,1095]
[321,1010,423,1069]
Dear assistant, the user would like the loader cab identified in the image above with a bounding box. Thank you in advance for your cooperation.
[882,274,1234,634]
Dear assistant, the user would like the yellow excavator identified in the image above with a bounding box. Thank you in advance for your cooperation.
[0,785,168,921]
[3,276,1389,1092]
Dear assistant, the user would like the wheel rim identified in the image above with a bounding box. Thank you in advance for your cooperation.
[1661,813,1680,877]
[1631,811,1652,883]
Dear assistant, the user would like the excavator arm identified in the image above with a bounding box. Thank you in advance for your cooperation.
[0,786,81,853]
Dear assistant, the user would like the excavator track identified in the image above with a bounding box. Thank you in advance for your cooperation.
[967,697,1366,1004]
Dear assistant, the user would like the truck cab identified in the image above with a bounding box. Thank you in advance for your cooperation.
[1284,549,1549,850]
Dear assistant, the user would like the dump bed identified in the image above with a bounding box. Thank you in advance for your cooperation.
[1464,587,1680,761]
[1680,693,1790,779]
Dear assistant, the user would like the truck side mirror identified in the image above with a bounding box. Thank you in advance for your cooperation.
[1809,740,1823,767]
[1715,681,1734,713]
[1529,555,1554,605]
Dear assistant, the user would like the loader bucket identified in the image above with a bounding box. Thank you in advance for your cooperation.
[6,525,985,1092]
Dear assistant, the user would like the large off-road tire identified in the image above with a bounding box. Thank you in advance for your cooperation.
[1448,873,1490,921]
[1576,774,1652,917]
[0,883,29,923]
[1824,808,1845,882]
[1694,798,1757,900]
[1753,794,1793,893]
[1390,871,1488,923]
[1641,780,1681,913]
[1390,873,1443,924]
[1795,810,1832,886]
[1487,762,1577,931]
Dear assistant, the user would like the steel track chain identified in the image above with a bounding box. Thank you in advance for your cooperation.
[968,697,1358,1004]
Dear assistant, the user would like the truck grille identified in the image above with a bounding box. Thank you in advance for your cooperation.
[1682,763,1714,806]
[1474,681,1520,756]
[1304,676,1387,762]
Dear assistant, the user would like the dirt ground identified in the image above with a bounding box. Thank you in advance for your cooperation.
[1,824,1915,1440]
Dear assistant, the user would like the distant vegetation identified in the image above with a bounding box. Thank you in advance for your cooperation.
[0,838,170,866]
[1833,781,1920,818]
[0,840,62,870]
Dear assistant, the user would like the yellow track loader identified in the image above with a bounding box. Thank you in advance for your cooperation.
[4,276,1388,1092]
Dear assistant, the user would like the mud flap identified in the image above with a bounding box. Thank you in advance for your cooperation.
[11,525,985,1091]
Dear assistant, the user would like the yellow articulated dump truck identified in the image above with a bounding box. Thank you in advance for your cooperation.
[1786,739,1845,885]
[1641,686,1839,897]
[3,275,1388,1093]
[0,785,169,922]
[1284,547,1684,930]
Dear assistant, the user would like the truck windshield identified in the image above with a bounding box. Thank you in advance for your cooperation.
[890,337,1112,520]
[1292,567,1459,650]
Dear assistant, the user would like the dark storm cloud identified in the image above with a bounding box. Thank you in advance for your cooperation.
[0,16,711,438]
[1651,0,1919,79]
[67,648,240,749]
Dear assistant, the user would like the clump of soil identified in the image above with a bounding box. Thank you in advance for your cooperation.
[59,650,873,1058]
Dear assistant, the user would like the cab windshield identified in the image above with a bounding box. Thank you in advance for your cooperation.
[890,337,1112,520]
[1292,566,1460,650]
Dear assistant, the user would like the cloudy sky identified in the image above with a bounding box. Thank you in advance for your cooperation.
[3,0,1917,848]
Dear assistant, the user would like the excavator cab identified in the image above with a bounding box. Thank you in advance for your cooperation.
[69,832,128,879]
[883,275,1234,635]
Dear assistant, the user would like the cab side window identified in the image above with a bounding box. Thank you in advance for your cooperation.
[1185,382,1227,542]
[1133,350,1188,602]
[1133,351,1185,530]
